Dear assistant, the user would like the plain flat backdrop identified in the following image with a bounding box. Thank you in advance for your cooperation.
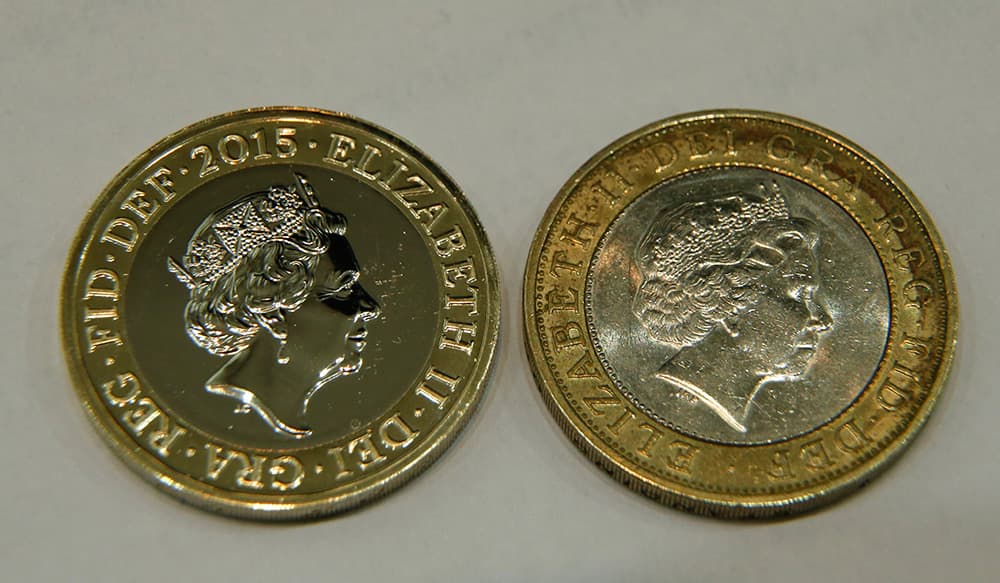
[1,2,996,581]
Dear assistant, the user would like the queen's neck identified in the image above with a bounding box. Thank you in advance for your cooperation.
[657,330,770,433]
[205,336,313,438]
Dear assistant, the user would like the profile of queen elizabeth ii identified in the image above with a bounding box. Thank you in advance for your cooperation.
[168,174,380,439]
[631,181,832,433]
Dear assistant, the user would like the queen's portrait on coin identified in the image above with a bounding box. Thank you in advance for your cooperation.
[168,174,380,439]
[631,181,832,433]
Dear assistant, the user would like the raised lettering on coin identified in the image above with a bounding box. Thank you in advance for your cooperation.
[524,110,957,518]
[62,107,499,519]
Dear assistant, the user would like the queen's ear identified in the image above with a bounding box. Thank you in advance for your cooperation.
[719,316,741,337]
[255,310,286,339]
[254,310,290,363]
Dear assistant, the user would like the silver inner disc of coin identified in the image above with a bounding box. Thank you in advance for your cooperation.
[126,165,440,449]
[587,168,890,444]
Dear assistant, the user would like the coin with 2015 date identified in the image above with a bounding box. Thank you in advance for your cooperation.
[61,107,499,519]
[523,110,957,518]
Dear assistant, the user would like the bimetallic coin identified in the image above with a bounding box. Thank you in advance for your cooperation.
[62,107,499,519]
[524,110,957,518]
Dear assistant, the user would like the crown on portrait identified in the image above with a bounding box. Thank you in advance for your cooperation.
[637,180,790,279]
[167,173,320,289]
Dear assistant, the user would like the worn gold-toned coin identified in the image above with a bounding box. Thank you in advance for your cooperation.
[523,110,957,518]
[62,107,498,519]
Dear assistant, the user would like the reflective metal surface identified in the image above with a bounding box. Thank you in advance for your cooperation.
[523,110,958,518]
[588,168,890,443]
[62,108,500,519]
[128,166,439,449]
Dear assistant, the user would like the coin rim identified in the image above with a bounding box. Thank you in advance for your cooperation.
[522,108,958,518]
[61,106,501,520]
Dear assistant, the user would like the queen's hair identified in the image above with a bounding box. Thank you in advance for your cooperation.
[183,207,347,357]
[631,183,818,347]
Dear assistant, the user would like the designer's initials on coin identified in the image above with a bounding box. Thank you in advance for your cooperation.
[62,107,499,519]
[524,110,957,518]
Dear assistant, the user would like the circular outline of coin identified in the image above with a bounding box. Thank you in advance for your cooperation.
[523,110,957,518]
[61,107,499,520]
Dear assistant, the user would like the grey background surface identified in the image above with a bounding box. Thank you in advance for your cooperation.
[1,1,996,581]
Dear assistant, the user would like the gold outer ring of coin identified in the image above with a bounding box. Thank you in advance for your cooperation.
[61,107,500,519]
[523,109,958,518]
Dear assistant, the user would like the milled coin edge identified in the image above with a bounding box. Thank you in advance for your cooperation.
[60,106,502,520]
[522,108,958,518]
